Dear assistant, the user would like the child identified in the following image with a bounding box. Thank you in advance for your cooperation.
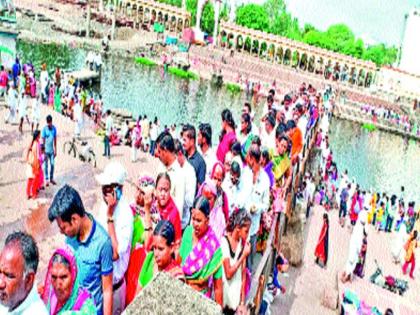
[268,253,289,296]
[36,143,46,192]
[376,202,385,231]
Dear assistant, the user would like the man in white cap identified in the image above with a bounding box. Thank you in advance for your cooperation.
[96,162,133,315]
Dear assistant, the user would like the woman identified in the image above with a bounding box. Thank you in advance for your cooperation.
[210,162,229,222]
[237,113,254,157]
[26,130,41,199]
[221,208,251,314]
[147,173,182,244]
[199,180,227,241]
[48,83,55,107]
[271,134,292,213]
[402,230,418,279]
[217,109,237,163]
[179,196,223,306]
[314,213,329,268]
[131,118,141,162]
[125,176,155,305]
[353,235,367,278]
[341,211,367,283]
[138,220,184,291]
[42,247,96,314]
[54,84,62,113]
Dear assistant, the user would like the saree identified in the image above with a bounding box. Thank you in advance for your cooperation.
[125,204,148,306]
[42,247,96,315]
[54,87,61,113]
[271,152,290,183]
[180,225,223,296]
[314,221,329,265]
[138,252,184,289]
[216,131,236,163]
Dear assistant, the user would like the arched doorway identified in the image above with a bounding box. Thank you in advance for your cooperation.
[196,0,222,45]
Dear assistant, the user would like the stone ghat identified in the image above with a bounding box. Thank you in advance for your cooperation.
[124,272,222,315]
[333,103,420,141]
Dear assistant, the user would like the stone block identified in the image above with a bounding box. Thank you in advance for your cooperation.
[124,272,222,315]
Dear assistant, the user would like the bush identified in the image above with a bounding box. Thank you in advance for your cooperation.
[362,123,376,132]
[168,67,199,80]
[226,83,242,94]
[135,57,157,66]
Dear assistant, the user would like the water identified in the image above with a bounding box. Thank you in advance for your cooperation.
[18,41,420,204]
[329,117,420,204]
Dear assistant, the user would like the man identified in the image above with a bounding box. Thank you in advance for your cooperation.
[242,144,270,271]
[48,185,113,315]
[182,124,206,187]
[73,100,83,138]
[260,114,276,152]
[0,231,47,314]
[339,184,351,227]
[222,161,245,216]
[141,115,150,153]
[104,110,113,158]
[174,140,196,230]
[4,85,17,124]
[198,123,217,177]
[156,131,186,218]
[96,162,133,315]
[286,119,303,164]
[41,115,57,186]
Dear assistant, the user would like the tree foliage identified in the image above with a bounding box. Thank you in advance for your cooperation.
[236,4,269,32]
[233,0,397,66]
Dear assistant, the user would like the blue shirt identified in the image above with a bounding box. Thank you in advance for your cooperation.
[66,215,113,315]
[41,125,57,154]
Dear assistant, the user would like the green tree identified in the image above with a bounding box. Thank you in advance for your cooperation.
[325,24,355,52]
[200,2,215,34]
[236,4,270,32]
[186,0,198,26]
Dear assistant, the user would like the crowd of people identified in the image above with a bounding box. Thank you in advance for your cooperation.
[0,55,330,315]
[302,111,420,285]
[356,103,419,136]
[1,53,418,315]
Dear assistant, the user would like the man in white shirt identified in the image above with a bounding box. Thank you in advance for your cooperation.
[96,162,133,315]
[198,123,217,177]
[73,100,83,138]
[0,232,48,315]
[156,131,186,218]
[242,144,270,271]
[174,140,197,230]
[104,110,113,158]
[222,161,245,216]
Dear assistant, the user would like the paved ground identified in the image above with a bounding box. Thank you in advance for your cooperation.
[0,101,158,279]
[272,205,419,315]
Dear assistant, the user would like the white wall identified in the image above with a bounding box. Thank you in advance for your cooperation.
[400,9,420,76]
[0,32,17,69]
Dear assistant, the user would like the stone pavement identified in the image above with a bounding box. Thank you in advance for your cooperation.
[271,205,419,315]
[0,101,159,280]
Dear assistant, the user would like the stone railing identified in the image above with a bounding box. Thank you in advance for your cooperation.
[246,117,320,314]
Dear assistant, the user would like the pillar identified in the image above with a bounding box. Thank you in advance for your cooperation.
[213,0,221,46]
[182,0,186,10]
[195,0,207,30]
[86,0,91,38]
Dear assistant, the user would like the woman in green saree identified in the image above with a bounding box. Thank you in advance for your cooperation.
[179,196,224,307]
[53,84,61,113]
[271,133,292,213]
[138,220,184,291]
[42,246,96,315]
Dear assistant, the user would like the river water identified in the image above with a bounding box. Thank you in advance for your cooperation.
[17,41,420,204]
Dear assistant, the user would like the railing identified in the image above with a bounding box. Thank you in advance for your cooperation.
[246,118,320,315]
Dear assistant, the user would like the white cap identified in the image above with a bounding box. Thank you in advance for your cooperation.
[96,162,127,186]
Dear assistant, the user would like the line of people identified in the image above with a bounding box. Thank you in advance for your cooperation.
[1,78,328,314]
